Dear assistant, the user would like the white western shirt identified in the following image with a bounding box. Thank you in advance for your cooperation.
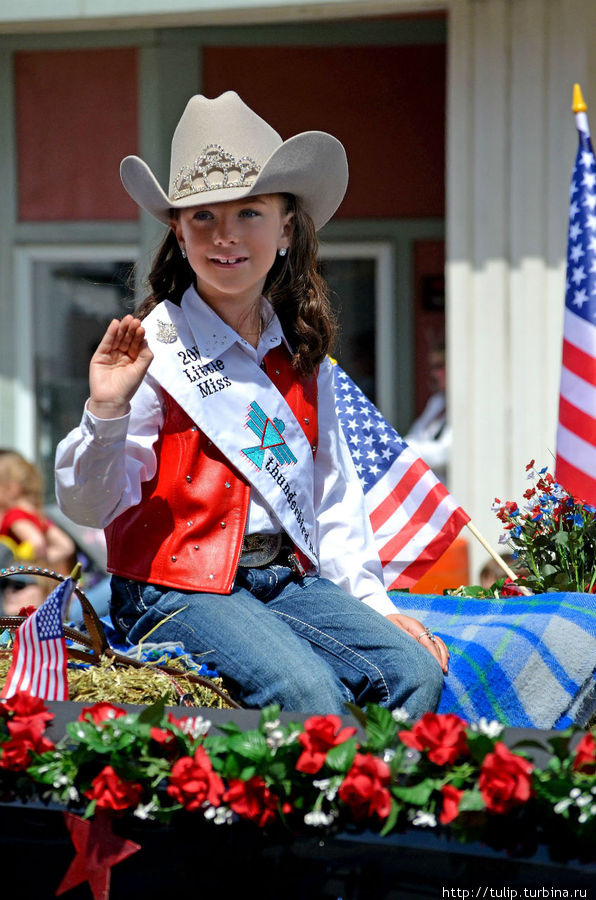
[55,289,396,617]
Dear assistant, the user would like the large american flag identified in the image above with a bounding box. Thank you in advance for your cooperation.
[555,89,596,504]
[332,364,470,589]
[1,576,74,701]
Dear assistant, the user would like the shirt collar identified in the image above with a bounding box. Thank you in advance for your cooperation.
[180,284,291,364]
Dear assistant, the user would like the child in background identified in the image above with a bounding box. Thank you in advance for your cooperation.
[0,540,47,615]
[0,451,76,576]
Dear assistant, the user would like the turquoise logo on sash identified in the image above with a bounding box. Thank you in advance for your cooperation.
[241,402,298,470]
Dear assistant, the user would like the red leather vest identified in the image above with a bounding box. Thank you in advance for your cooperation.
[105,344,318,594]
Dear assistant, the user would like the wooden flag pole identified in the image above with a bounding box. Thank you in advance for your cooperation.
[465,520,532,594]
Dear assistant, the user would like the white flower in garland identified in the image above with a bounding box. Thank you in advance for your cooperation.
[409,809,437,828]
[133,800,158,821]
[178,715,211,739]
[304,809,337,828]
[204,804,233,825]
[470,718,504,739]
[313,777,339,801]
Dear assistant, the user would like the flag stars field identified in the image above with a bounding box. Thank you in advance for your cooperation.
[332,363,469,589]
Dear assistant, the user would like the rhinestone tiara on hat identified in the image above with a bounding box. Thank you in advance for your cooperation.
[172,144,261,201]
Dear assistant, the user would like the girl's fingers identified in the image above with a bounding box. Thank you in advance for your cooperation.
[95,317,146,358]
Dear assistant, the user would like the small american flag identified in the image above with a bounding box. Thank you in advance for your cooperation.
[555,86,596,505]
[333,363,470,589]
[1,577,74,701]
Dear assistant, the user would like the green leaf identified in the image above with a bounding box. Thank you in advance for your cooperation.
[65,721,138,755]
[83,799,97,819]
[466,732,497,763]
[215,722,244,737]
[392,779,438,805]
[545,730,575,760]
[553,572,573,590]
[268,760,292,783]
[458,789,485,812]
[228,731,269,762]
[325,737,357,773]
[362,704,397,752]
[203,734,232,756]
[344,702,368,730]
[379,798,400,836]
[138,695,168,726]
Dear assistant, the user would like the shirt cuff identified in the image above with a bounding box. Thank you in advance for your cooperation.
[82,400,130,445]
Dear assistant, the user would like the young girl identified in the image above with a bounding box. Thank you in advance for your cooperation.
[55,91,447,716]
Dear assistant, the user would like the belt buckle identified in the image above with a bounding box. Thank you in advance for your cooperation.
[239,533,282,568]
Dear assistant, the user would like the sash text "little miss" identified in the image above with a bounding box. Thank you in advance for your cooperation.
[178,350,231,397]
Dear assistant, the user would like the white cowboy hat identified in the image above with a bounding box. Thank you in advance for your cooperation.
[120,91,349,231]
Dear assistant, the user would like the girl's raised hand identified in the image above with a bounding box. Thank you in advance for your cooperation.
[88,316,154,419]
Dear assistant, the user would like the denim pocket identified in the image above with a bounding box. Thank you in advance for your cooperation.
[110,576,153,636]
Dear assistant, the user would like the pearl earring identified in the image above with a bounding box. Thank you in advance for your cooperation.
[180,246,187,259]
[278,247,287,257]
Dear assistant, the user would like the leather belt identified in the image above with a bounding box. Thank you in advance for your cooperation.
[238,533,307,576]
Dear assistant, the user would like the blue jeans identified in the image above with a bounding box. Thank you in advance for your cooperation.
[110,566,443,718]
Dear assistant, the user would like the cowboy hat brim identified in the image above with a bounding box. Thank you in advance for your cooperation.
[120,131,348,231]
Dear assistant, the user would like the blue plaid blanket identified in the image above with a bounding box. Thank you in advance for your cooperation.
[391,591,596,729]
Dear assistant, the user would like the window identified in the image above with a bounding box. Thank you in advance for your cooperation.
[14,246,137,500]
[318,242,396,420]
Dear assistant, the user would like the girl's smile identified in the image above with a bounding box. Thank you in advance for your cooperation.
[209,255,249,266]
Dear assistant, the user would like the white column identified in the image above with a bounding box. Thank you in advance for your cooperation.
[446,0,596,581]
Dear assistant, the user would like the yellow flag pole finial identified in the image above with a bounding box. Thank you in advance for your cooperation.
[573,83,587,114]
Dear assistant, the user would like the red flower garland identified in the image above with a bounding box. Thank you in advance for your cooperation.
[338,753,391,820]
[167,745,225,812]
[398,712,469,766]
[478,742,533,814]
[84,765,143,811]
[572,733,596,774]
[224,776,291,827]
[296,714,357,774]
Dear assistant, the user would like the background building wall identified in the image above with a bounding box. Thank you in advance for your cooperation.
[15,47,138,220]
[447,0,596,578]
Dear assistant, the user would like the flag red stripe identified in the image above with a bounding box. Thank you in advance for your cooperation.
[385,509,469,589]
[558,394,596,442]
[22,625,35,694]
[39,640,50,698]
[369,456,429,532]
[376,481,450,564]
[555,453,596,505]
[562,337,596,382]
[31,624,43,696]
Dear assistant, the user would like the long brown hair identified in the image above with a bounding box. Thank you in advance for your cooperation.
[134,194,337,376]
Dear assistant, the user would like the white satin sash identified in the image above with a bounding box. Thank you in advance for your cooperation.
[144,300,318,566]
